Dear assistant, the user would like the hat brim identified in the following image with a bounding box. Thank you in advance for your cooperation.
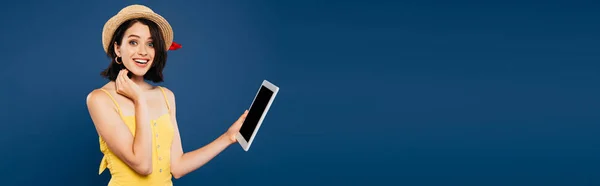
[102,11,173,53]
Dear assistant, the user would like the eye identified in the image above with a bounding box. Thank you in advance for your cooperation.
[129,40,138,46]
[147,42,154,47]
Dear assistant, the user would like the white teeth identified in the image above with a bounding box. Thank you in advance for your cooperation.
[134,59,148,64]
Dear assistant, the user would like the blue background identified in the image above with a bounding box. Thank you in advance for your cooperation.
[0,0,599,185]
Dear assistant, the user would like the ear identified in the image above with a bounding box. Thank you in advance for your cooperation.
[113,42,121,57]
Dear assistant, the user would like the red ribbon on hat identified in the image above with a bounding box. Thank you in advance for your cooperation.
[169,41,182,50]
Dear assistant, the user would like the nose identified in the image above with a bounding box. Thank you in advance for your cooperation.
[138,45,148,56]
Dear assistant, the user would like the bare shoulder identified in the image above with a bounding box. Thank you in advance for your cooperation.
[86,89,112,108]
[85,88,121,129]
[87,82,116,107]
[159,86,176,104]
[86,86,122,117]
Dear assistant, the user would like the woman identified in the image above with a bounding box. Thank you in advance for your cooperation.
[86,4,247,185]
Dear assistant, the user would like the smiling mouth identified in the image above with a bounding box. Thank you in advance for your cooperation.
[134,59,148,64]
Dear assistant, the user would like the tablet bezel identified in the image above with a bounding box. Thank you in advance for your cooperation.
[236,80,279,151]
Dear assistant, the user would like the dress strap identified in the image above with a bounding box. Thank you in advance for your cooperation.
[98,88,124,118]
[158,86,171,112]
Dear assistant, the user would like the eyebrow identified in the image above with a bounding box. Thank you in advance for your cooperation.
[127,34,152,39]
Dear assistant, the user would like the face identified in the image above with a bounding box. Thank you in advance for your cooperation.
[114,22,155,77]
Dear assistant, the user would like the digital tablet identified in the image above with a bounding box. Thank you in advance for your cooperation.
[236,80,280,151]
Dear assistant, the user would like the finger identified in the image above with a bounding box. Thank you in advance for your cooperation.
[122,69,129,79]
[123,69,129,76]
[122,69,133,83]
[117,70,124,81]
[119,72,125,83]
[236,110,249,123]
[118,69,124,77]
[119,69,128,82]
[116,77,122,92]
[116,71,121,86]
[116,70,125,91]
[120,69,127,80]
[116,70,123,84]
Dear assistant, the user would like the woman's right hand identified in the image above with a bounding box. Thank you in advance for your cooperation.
[116,69,144,103]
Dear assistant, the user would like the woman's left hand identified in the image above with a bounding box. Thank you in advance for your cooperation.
[224,110,249,144]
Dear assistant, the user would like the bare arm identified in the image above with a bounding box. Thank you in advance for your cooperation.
[164,88,246,179]
[87,89,153,175]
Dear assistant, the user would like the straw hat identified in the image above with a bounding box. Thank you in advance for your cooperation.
[102,4,173,53]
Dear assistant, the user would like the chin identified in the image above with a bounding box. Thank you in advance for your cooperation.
[132,71,149,77]
[124,68,148,77]
[124,63,151,76]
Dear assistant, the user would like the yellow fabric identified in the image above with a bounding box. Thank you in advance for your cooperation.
[97,87,175,186]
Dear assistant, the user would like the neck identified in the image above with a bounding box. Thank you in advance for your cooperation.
[131,75,150,89]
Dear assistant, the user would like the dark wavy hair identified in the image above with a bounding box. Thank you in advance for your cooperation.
[100,18,167,83]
